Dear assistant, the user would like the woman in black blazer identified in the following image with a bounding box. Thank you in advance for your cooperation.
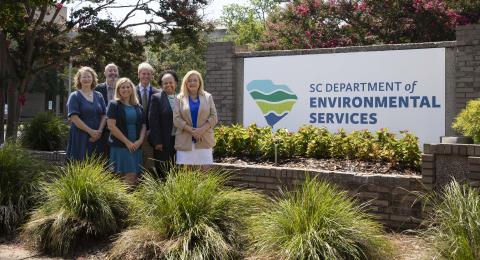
[149,70,179,178]
[107,78,146,186]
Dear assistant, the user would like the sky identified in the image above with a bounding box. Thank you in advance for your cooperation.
[67,0,250,35]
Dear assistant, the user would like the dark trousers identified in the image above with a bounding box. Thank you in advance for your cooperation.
[100,129,110,160]
[153,136,176,179]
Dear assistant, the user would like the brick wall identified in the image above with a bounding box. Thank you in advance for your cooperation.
[205,42,236,124]
[455,24,480,114]
[423,143,480,190]
[31,150,424,230]
[29,150,66,165]
[220,163,423,230]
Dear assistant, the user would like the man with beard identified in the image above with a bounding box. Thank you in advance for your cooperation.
[95,63,119,157]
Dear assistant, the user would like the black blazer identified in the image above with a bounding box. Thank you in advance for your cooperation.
[95,83,109,106]
[106,100,146,148]
[137,85,159,129]
[149,90,174,147]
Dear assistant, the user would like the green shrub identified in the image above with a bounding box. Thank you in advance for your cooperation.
[306,127,333,158]
[214,125,229,157]
[108,167,267,259]
[224,124,247,157]
[396,131,421,170]
[21,157,130,256]
[375,128,398,163]
[213,125,421,170]
[452,98,480,142]
[248,177,393,259]
[330,129,348,158]
[423,180,480,260]
[292,125,320,156]
[21,112,69,151]
[244,124,270,158]
[0,141,45,237]
[344,130,379,161]
[259,128,295,160]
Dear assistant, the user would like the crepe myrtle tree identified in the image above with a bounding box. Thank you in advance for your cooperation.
[0,0,210,143]
[259,0,474,50]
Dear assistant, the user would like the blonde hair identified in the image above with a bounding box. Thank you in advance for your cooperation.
[137,62,154,74]
[179,70,205,98]
[114,78,139,106]
[74,66,98,90]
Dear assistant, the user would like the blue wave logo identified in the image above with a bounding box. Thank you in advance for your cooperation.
[246,80,298,127]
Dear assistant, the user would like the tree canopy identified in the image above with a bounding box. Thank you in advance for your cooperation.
[0,0,210,141]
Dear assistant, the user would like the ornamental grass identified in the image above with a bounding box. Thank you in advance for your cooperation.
[248,177,393,260]
[108,166,267,259]
[0,141,45,237]
[21,156,130,256]
[423,180,480,260]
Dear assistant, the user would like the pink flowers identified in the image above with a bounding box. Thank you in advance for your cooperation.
[353,2,367,12]
[55,2,64,9]
[295,4,309,16]
[359,2,367,11]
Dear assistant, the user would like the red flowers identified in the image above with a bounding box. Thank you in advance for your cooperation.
[295,4,309,16]
[55,3,63,10]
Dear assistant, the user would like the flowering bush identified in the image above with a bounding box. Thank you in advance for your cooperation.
[259,0,473,50]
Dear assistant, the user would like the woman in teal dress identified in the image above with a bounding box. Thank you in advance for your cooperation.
[107,78,146,186]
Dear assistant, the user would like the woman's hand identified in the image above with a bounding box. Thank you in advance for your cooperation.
[155,144,163,151]
[134,140,143,150]
[191,128,203,141]
[193,124,210,140]
[88,129,101,139]
[88,136,100,142]
[125,141,137,152]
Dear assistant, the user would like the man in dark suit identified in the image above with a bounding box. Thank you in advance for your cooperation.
[149,70,178,178]
[96,63,118,105]
[136,62,160,172]
[95,63,119,158]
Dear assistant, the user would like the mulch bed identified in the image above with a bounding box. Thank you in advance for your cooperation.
[0,233,434,260]
[215,157,420,175]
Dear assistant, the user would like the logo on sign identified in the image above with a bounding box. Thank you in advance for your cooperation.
[246,80,298,127]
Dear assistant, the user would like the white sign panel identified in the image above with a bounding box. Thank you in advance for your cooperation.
[243,48,445,145]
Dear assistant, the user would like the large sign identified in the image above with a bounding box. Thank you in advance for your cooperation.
[243,48,445,145]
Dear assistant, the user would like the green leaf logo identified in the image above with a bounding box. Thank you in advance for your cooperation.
[246,80,298,127]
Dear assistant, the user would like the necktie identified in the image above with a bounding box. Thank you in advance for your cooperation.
[142,88,148,111]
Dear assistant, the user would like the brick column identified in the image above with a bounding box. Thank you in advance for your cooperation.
[421,153,436,191]
[455,24,480,113]
[205,42,236,124]
[468,156,480,187]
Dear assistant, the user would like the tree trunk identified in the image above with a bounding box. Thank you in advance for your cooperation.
[0,32,7,144]
[0,87,4,145]
[5,81,18,141]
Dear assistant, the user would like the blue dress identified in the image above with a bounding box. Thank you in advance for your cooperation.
[66,91,106,161]
[189,96,200,143]
[109,106,143,173]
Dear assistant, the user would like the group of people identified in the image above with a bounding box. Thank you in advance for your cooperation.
[66,62,218,185]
